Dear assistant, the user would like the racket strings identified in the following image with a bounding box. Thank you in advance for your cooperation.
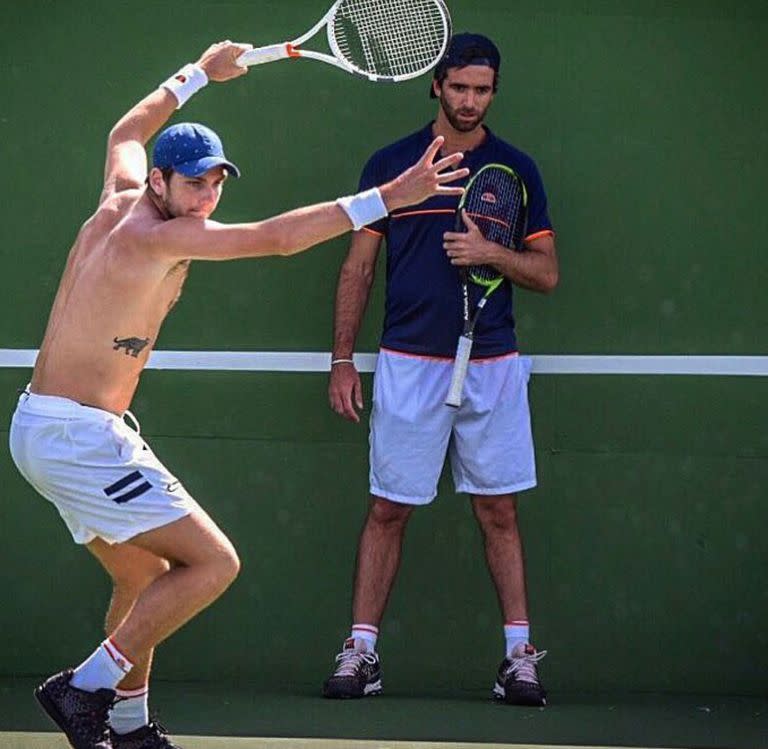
[337,4,444,74]
[333,0,448,77]
[462,170,525,283]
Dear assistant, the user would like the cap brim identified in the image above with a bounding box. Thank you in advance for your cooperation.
[175,156,241,179]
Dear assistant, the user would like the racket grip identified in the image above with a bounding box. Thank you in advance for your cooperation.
[445,335,473,408]
[237,43,294,66]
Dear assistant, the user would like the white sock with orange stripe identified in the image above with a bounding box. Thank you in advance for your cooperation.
[504,620,530,656]
[70,638,134,692]
[350,623,379,652]
[110,685,149,734]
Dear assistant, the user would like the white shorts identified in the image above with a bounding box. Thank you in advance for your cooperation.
[370,349,537,505]
[9,390,199,545]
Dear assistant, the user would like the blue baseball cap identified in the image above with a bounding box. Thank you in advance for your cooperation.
[430,32,501,98]
[152,123,241,178]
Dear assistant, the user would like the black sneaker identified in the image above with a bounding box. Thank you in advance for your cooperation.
[492,643,547,706]
[322,637,382,699]
[110,721,181,749]
[34,669,115,748]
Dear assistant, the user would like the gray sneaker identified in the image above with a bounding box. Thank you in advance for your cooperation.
[492,643,547,706]
[322,638,382,699]
[34,669,115,748]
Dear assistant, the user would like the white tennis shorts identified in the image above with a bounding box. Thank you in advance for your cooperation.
[370,349,537,505]
[9,390,198,545]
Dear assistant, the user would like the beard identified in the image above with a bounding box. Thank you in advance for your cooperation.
[440,100,488,133]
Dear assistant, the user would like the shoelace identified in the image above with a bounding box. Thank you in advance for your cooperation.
[333,649,377,677]
[504,649,548,685]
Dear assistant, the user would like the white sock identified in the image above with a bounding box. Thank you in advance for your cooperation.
[504,620,530,656]
[350,623,379,652]
[110,686,149,734]
[70,638,134,692]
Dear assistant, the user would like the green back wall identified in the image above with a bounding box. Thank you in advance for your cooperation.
[1,1,766,696]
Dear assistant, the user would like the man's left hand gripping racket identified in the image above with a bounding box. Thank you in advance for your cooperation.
[445,163,528,408]
[236,0,452,82]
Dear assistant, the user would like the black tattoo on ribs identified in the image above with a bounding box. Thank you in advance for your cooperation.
[113,336,151,358]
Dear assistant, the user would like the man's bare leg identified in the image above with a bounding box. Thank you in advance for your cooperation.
[323,495,413,699]
[109,508,240,660]
[472,494,546,706]
[87,539,170,691]
[34,507,239,744]
[352,495,414,625]
[87,540,170,734]
[471,494,528,623]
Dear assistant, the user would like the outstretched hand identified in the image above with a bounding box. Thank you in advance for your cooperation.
[196,41,253,81]
[382,136,470,211]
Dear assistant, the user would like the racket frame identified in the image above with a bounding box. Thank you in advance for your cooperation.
[236,0,452,82]
[445,164,528,408]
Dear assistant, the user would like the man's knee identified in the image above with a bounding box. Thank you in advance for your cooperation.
[217,545,241,587]
[368,495,414,530]
[205,539,241,595]
[473,496,519,533]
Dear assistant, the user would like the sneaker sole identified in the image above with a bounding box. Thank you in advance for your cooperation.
[492,682,546,707]
[364,680,382,696]
[322,680,382,699]
[34,685,82,749]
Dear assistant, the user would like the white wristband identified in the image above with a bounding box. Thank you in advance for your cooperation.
[336,188,388,231]
[161,64,209,109]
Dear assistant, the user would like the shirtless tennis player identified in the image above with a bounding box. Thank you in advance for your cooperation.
[8,40,468,749]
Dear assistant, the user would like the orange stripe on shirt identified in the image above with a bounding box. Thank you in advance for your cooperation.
[525,229,555,242]
[391,209,455,220]
[470,351,520,364]
[380,346,454,362]
[391,210,551,239]
[380,347,519,363]
[466,212,511,230]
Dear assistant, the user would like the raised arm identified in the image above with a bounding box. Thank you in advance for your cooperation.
[100,41,251,204]
[142,136,468,261]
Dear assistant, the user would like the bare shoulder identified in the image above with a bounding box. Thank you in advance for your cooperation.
[101,188,144,215]
[107,195,172,263]
[86,188,144,232]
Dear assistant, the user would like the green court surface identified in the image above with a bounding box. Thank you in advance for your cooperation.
[0,739,681,749]
[1,680,766,749]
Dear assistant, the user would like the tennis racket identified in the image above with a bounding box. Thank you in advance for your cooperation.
[445,164,528,408]
[236,0,452,82]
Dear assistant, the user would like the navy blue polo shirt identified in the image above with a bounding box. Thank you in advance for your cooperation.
[359,122,554,358]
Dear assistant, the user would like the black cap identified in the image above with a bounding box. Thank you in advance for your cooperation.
[429,32,501,98]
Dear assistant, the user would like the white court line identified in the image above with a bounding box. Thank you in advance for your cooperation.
[0,733,676,749]
[0,349,766,376]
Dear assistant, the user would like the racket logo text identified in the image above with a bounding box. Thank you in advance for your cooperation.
[480,192,497,204]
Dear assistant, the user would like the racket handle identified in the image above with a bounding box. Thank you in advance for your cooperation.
[237,43,296,67]
[445,335,473,408]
